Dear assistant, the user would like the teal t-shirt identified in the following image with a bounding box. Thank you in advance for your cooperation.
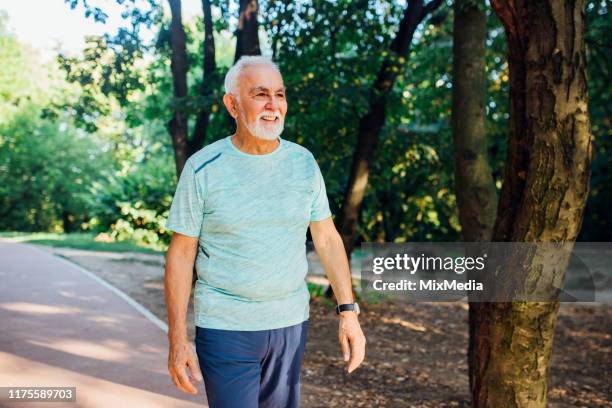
[165,135,332,330]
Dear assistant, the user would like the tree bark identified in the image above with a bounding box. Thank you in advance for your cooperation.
[451,0,498,396]
[188,0,217,155]
[452,0,497,243]
[470,1,593,407]
[336,0,444,257]
[167,0,189,176]
[234,0,261,62]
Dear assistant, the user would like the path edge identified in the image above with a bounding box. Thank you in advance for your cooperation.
[26,242,170,334]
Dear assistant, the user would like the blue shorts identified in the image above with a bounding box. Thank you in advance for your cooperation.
[195,320,309,408]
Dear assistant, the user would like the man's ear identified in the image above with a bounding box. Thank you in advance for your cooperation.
[222,94,238,119]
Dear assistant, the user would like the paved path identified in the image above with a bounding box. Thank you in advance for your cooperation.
[0,241,206,408]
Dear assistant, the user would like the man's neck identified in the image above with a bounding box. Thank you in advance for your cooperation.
[231,128,279,155]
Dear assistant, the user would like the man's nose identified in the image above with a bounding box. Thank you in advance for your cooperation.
[266,95,280,111]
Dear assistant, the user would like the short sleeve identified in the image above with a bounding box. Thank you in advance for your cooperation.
[165,160,204,237]
[310,159,332,222]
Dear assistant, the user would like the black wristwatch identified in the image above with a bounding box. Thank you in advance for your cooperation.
[336,302,360,315]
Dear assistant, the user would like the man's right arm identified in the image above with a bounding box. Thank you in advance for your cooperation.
[164,232,202,394]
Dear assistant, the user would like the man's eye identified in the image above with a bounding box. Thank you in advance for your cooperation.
[277,94,285,98]
[257,93,267,97]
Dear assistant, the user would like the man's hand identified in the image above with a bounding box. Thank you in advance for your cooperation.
[168,338,203,394]
[165,232,200,393]
[338,312,366,373]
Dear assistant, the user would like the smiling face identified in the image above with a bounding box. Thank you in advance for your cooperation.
[225,64,288,141]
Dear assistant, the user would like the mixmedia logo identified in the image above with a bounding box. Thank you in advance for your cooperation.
[371,253,488,275]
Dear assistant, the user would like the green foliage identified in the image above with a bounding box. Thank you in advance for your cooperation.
[261,0,464,242]
[578,1,611,241]
[56,34,147,132]
[85,148,176,248]
[0,12,62,121]
[0,104,110,232]
[307,281,328,298]
[57,0,162,132]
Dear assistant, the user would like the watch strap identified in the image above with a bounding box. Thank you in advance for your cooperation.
[336,303,356,315]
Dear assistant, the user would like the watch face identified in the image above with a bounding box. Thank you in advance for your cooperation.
[354,302,360,315]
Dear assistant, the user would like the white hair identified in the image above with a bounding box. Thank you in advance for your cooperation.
[224,55,282,95]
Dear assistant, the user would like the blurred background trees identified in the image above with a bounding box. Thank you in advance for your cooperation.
[0,0,609,248]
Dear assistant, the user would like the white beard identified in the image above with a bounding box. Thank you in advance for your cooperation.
[239,106,284,141]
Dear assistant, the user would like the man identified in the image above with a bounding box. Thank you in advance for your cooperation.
[164,55,366,408]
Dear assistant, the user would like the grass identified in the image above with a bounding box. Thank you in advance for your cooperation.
[0,231,164,254]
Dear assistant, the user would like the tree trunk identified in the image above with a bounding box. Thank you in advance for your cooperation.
[188,0,217,155]
[167,0,189,176]
[452,0,497,243]
[451,0,498,395]
[62,210,76,233]
[234,0,261,62]
[470,1,593,407]
[336,0,444,257]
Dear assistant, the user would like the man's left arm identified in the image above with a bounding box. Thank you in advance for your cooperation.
[309,217,366,373]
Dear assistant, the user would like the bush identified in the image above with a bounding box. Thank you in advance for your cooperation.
[0,105,109,232]
[84,148,176,248]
